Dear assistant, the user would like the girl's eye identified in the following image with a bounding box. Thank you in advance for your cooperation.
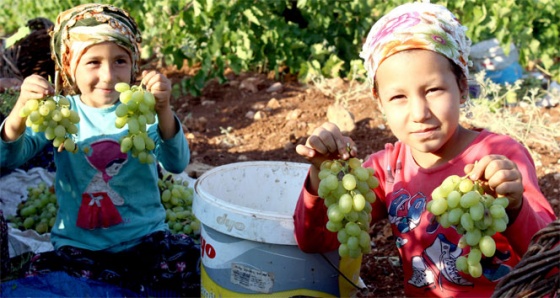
[116,59,128,64]
[390,94,405,101]
[427,87,443,94]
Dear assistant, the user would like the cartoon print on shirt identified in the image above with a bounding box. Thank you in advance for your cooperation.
[388,188,426,233]
[423,213,513,283]
[481,248,512,281]
[77,139,128,229]
[395,236,408,248]
[409,233,473,291]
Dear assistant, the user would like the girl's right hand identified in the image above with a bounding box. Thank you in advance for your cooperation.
[295,122,357,170]
[17,75,54,109]
[1,75,54,142]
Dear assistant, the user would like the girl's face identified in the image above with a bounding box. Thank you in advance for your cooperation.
[74,42,132,108]
[375,50,468,167]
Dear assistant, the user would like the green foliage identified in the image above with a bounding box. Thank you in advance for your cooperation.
[0,91,19,117]
[1,0,558,96]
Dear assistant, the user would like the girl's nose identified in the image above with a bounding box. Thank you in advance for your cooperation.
[409,96,431,122]
[100,63,114,82]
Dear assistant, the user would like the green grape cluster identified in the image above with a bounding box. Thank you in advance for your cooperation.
[158,174,201,239]
[7,182,58,234]
[318,158,379,259]
[428,175,510,278]
[114,82,156,164]
[19,96,80,152]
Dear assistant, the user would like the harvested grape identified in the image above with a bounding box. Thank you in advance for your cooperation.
[427,174,510,278]
[19,95,80,153]
[7,182,58,234]
[318,158,379,259]
[158,173,201,240]
[114,82,157,164]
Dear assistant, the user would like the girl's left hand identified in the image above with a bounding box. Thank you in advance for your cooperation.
[464,155,524,219]
[141,70,172,113]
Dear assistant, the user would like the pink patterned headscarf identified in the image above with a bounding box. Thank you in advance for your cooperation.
[50,4,141,94]
[359,2,471,96]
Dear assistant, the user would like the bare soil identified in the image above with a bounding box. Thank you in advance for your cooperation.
[165,68,560,297]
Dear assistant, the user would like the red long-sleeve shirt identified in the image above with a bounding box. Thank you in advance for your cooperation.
[294,129,556,297]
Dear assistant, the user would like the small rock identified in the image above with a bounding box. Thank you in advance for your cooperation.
[237,155,249,161]
[240,77,260,93]
[286,109,302,120]
[266,82,283,93]
[201,100,215,106]
[267,98,281,109]
[284,119,297,130]
[326,103,355,133]
[245,111,255,119]
[251,102,265,110]
[254,111,266,120]
[228,80,240,87]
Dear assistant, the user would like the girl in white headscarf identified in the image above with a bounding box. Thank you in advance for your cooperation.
[0,4,199,296]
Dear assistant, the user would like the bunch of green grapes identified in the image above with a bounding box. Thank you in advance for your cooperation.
[428,175,510,278]
[19,96,80,152]
[114,82,156,164]
[158,174,201,239]
[7,182,58,234]
[318,158,379,258]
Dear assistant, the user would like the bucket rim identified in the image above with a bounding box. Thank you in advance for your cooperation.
[194,161,310,220]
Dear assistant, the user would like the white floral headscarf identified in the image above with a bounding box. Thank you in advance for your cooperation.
[50,3,142,94]
[359,2,472,97]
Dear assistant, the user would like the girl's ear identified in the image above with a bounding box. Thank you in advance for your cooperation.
[373,89,385,113]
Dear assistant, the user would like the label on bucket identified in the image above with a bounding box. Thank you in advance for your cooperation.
[200,224,363,297]
[230,263,273,293]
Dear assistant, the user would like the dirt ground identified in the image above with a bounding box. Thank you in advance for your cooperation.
[165,68,559,297]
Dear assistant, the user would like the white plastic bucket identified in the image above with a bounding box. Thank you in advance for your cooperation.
[193,161,362,297]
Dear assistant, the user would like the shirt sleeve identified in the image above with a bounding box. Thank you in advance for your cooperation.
[497,135,556,256]
[151,115,190,174]
[0,120,49,169]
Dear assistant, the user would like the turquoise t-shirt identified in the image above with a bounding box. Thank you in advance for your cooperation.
[0,95,190,252]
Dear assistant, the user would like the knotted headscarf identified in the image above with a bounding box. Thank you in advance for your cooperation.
[50,3,142,94]
[359,2,471,97]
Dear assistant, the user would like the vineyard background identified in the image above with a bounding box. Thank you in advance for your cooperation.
[1,0,559,296]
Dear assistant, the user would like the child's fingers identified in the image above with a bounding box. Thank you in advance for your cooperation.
[20,76,53,101]
[305,123,355,160]
[295,143,316,159]
[465,155,523,203]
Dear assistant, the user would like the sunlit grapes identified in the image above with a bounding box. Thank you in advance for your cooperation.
[19,96,79,153]
[427,174,509,278]
[318,157,379,259]
[114,82,157,164]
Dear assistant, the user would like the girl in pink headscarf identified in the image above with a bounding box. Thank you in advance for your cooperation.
[293,2,555,297]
